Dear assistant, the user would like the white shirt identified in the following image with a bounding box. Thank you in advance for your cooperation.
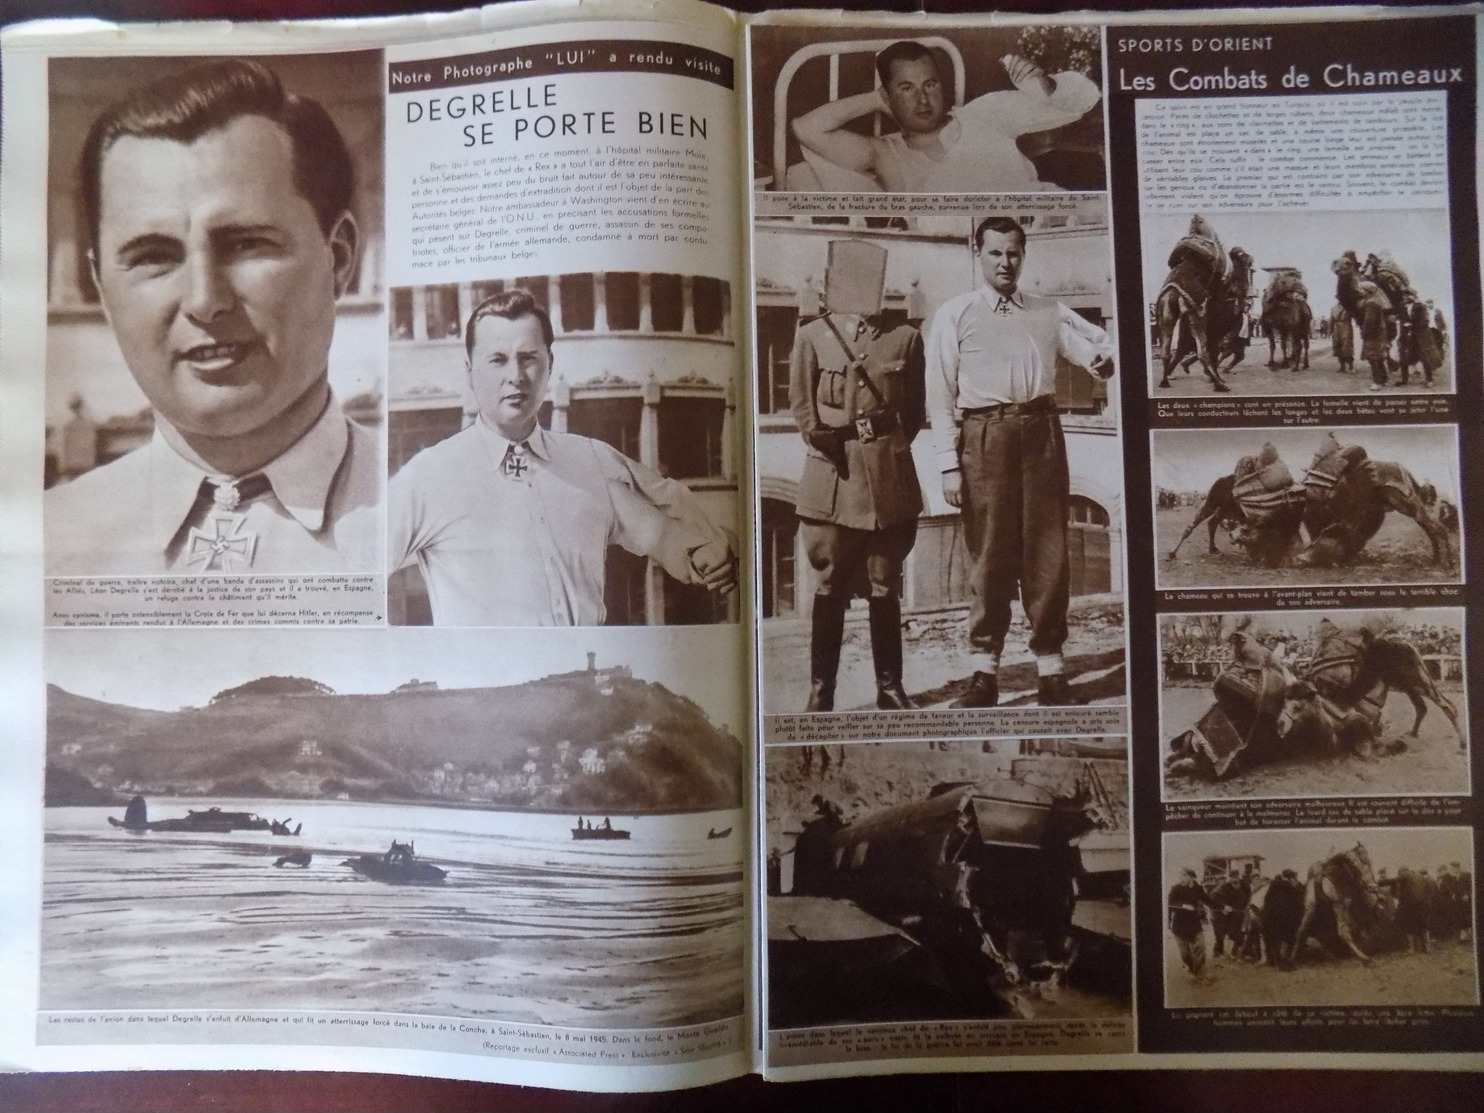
[389,420,729,627]
[45,399,381,575]
[925,286,1113,471]
[879,71,1101,193]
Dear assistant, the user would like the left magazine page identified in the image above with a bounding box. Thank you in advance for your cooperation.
[0,0,753,1091]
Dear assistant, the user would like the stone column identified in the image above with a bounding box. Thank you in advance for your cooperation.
[640,375,662,469]
[412,286,430,341]
[547,275,564,333]
[639,273,654,332]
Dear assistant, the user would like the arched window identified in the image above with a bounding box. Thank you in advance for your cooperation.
[1067,495,1111,596]
[761,497,799,617]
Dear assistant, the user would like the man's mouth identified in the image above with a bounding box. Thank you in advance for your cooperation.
[177,342,254,376]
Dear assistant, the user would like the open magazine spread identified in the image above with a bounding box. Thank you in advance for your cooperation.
[0,0,1481,1089]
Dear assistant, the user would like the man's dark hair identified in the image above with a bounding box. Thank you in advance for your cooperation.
[464,287,555,358]
[874,40,942,89]
[974,216,1027,251]
[79,58,354,259]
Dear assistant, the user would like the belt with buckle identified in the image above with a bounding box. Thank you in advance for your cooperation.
[839,410,900,444]
[961,395,1057,419]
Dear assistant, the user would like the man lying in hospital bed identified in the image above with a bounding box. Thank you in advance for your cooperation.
[789,40,1101,193]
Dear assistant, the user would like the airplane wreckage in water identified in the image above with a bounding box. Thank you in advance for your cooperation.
[768,762,1131,1026]
[107,795,301,836]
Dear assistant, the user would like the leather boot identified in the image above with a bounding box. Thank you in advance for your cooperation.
[952,671,999,709]
[804,595,846,712]
[1038,673,1083,707]
[868,596,914,710]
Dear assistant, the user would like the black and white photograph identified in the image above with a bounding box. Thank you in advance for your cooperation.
[386,276,741,627]
[43,53,386,577]
[1163,828,1477,1009]
[1143,210,1454,396]
[765,738,1130,1032]
[755,205,1126,716]
[749,23,1105,194]
[1159,608,1468,799]
[42,625,744,1029]
[1155,424,1461,588]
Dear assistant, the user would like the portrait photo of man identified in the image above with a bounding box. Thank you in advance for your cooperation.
[388,288,738,628]
[43,54,384,577]
[928,215,1115,707]
[752,25,1106,195]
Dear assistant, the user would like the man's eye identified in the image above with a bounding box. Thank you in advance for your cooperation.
[223,235,275,258]
[119,247,181,270]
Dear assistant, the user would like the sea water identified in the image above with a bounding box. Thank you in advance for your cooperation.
[42,799,744,1028]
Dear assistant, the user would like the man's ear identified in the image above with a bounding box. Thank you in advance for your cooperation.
[327,211,360,299]
[86,248,118,328]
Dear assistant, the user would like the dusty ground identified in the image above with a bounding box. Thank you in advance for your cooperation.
[1161,681,1470,800]
[1156,506,1460,589]
[1151,337,1453,397]
[761,597,1126,716]
[1165,934,1478,1008]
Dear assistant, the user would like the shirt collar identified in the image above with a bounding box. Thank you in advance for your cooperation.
[476,416,551,461]
[146,397,352,551]
[981,287,1026,311]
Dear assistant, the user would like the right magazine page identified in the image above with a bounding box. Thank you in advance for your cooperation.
[748,6,1484,1076]
[1111,10,1482,1057]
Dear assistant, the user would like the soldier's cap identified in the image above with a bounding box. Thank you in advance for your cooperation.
[1180,867,1198,881]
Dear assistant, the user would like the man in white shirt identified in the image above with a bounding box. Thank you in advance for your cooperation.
[790,42,1101,194]
[45,59,379,576]
[927,216,1114,707]
[388,289,736,627]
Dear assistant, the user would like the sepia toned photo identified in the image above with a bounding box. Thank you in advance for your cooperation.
[43,53,386,577]
[755,205,1125,716]
[1144,209,1454,396]
[42,625,744,1028]
[1163,828,1477,1009]
[1160,608,1468,800]
[385,276,741,627]
[765,737,1130,1032]
[1155,424,1461,589]
[749,23,1105,194]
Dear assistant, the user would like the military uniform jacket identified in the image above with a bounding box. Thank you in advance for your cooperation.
[789,314,925,530]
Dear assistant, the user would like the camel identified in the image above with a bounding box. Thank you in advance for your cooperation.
[1333,253,1398,387]
[1156,246,1253,391]
[1297,448,1454,570]
[1262,273,1311,372]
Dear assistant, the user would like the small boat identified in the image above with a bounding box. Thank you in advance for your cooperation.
[707,827,733,839]
[571,817,630,840]
[343,840,447,884]
[273,851,313,869]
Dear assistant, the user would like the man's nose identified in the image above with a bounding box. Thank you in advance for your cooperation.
[181,251,236,323]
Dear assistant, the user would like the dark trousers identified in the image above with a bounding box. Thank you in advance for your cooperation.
[801,519,918,599]
[959,406,1070,659]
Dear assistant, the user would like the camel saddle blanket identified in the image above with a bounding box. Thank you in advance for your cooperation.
[1161,262,1211,311]
[1188,670,1270,778]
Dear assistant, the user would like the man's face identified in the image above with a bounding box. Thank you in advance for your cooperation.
[883,56,947,136]
[93,114,356,440]
[977,229,1025,296]
[468,312,552,438]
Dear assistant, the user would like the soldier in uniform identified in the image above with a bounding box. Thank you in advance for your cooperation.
[790,254,927,712]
